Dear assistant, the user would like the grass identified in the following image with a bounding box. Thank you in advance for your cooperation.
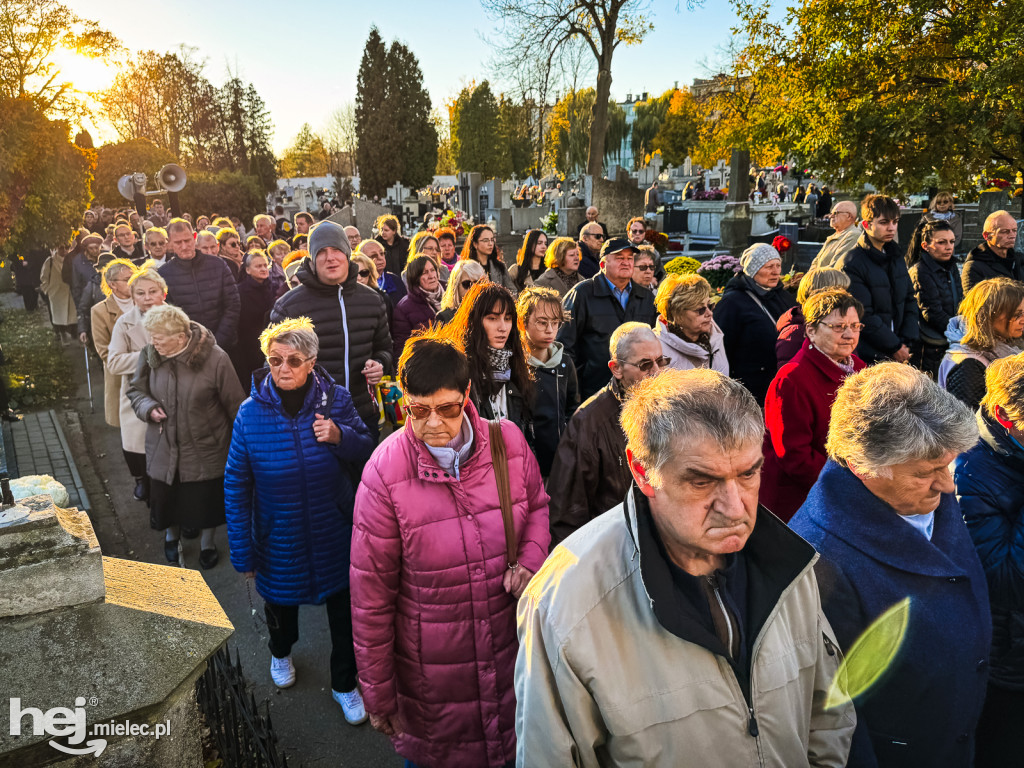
[1,305,74,410]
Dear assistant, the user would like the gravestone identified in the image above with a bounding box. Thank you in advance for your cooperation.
[720,149,752,257]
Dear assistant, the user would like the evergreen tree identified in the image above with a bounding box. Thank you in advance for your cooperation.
[499,94,535,179]
[387,41,437,189]
[355,27,395,198]
[453,81,503,178]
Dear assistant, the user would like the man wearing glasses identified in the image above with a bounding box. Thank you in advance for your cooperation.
[810,200,860,269]
[548,323,669,546]
[576,222,606,278]
[559,237,658,399]
[962,210,1023,292]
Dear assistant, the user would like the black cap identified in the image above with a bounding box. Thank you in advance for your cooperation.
[600,237,637,259]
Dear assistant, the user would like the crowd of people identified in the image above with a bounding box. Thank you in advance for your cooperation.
[15,189,1024,767]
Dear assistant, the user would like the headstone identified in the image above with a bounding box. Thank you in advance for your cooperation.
[720,149,753,257]
[650,153,664,181]
[727,149,751,203]
[459,172,483,220]
[683,157,693,176]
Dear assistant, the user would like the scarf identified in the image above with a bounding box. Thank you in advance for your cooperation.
[418,282,444,313]
[113,294,134,314]
[741,272,772,298]
[488,346,513,382]
[668,320,715,365]
[811,343,856,376]
[556,269,581,293]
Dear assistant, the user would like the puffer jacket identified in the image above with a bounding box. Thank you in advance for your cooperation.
[653,316,729,374]
[270,256,393,428]
[516,487,856,767]
[909,250,962,342]
[126,322,246,484]
[159,251,241,348]
[962,242,1024,293]
[224,366,374,605]
[557,275,657,400]
[528,343,579,476]
[351,401,550,768]
[955,411,1024,691]
[375,233,411,276]
[835,234,919,362]
[391,285,437,359]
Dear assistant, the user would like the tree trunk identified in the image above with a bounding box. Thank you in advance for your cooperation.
[587,62,613,178]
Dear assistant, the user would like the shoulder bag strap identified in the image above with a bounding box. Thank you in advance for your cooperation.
[488,419,519,570]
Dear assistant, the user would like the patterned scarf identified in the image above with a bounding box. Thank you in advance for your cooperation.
[487,346,513,382]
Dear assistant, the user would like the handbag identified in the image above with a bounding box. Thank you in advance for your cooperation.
[488,420,519,571]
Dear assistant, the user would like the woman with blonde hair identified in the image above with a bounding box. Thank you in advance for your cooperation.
[653,273,728,373]
[107,266,167,501]
[406,231,449,285]
[921,190,963,247]
[939,277,1024,410]
[533,237,582,299]
[776,267,852,367]
[436,259,486,324]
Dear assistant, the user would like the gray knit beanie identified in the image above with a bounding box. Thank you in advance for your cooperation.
[307,220,351,277]
[740,243,781,278]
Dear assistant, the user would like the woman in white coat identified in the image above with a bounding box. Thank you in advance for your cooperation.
[39,244,77,343]
[652,273,730,374]
[106,265,166,502]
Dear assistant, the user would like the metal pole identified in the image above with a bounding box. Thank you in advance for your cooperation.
[83,344,94,414]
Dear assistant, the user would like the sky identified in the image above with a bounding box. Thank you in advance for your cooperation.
[63,0,747,155]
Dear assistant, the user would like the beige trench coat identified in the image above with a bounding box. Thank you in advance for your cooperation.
[91,294,125,427]
[39,254,77,327]
[106,306,150,454]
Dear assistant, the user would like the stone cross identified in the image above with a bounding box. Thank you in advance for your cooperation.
[650,153,664,179]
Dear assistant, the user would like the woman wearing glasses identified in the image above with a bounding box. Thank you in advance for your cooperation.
[357,238,406,307]
[436,259,486,324]
[225,317,375,725]
[651,273,727,374]
[392,255,444,359]
[760,289,866,521]
[351,332,549,768]
[351,252,395,332]
[461,224,516,293]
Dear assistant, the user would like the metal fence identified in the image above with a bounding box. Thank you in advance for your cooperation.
[196,645,295,768]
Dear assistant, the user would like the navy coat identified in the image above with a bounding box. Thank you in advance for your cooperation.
[955,412,1024,691]
[791,461,991,768]
[224,366,375,605]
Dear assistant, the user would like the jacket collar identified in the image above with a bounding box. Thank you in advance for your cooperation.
[856,232,901,264]
[794,339,862,384]
[971,241,1018,265]
[802,461,972,577]
[405,398,489,482]
[977,410,1024,470]
[250,364,336,415]
[591,273,650,301]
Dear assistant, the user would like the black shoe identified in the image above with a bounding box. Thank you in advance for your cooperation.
[133,476,149,502]
[181,527,200,539]
[198,548,219,570]
[164,539,180,565]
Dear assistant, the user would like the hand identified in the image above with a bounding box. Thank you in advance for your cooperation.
[892,345,911,363]
[243,571,255,579]
[369,712,403,737]
[150,406,167,422]
[502,564,535,600]
[362,358,384,386]
[79,332,88,345]
[313,413,341,444]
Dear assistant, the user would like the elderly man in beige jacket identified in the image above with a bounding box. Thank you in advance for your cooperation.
[811,200,861,269]
[515,368,855,767]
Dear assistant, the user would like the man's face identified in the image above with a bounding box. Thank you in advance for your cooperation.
[610,338,665,391]
[84,242,101,260]
[168,227,196,260]
[345,227,361,250]
[986,214,1018,252]
[295,217,311,235]
[863,215,899,245]
[152,201,164,216]
[580,226,604,253]
[828,204,857,232]
[255,219,273,240]
[601,248,635,283]
[316,246,349,285]
[855,452,957,516]
[586,207,598,222]
[628,221,646,245]
[196,233,219,257]
[636,437,763,566]
[145,232,168,259]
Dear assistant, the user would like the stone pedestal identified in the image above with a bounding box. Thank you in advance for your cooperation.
[485,208,512,236]
[720,203,752,258]
[558,207,587,238]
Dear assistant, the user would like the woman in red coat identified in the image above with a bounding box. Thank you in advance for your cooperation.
[761,288,866,521]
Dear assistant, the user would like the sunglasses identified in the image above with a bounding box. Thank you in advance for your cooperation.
[267,354,312,369]
[587,233,606,240]
[358,269,371,278]
[689,304,713,315]
[617,355,672,373]
[226,241,240,247]
[460,279,478,290]
[404,398,466,421]
[635,264,655,272]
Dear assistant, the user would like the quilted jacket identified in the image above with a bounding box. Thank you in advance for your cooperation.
[350,401,550,767]
[159,251,241,348]
[224,366,374,605]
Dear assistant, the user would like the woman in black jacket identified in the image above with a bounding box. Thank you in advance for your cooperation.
[232,250,278,388]
[373,214,410,276]
[460,224,516,293]
[714,243,796,405]
[906,219,961,376]
[516,286,579,476]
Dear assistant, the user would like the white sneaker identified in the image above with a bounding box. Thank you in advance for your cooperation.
[270,655,296,688]
[332,688,367,725]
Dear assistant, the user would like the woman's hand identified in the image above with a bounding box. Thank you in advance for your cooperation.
[502,564,535,600]
[150,406,167,422]
[369,712,403,737]
[313,414,341,444]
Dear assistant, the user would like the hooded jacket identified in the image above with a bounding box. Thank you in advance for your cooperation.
[351,401,550,768]
[653,316,729,374]
[158,251,241,348]
[909,250,962,342]
[224,366,374,605]
[528,343,580,476]
[962,242,1023,293]
[270,256,393,428]
[955,411,1024,691]
[791,462,991,768]
[126,322,246,484]
[516,487,855,767]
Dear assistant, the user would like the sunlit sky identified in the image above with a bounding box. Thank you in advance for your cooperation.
[62,0,750,154]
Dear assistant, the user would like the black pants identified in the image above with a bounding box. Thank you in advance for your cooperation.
[975,683,1024,767]
[123,450,146,477]
[265,589,357,693]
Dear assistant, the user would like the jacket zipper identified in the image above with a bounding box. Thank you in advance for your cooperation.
[292,417,319,599]
[707,576,755,738]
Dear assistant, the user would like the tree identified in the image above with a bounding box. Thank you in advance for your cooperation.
[0,96,93,257]
[324,102,358,176]
[482,0,654,177]
[386,41,437,190]
[652,88,701,166]
[630,90,673,168]
[278,123,330,177]
[547,88,596,176]
[453,81,503,177]
[605,100,628,167]
[433,108,456,175]
[177,170,263,222]
[92,138,177,208]
[0,0,119,118]
[499,94,536,178]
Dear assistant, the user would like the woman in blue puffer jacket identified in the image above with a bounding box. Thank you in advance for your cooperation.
[225,316,375,726]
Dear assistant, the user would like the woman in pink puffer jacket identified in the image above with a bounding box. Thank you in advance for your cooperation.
[351,335,550,768]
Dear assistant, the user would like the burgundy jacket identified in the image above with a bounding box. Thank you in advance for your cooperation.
[760,339,865,521]
[392,286,438,360]
[775,304,806,369]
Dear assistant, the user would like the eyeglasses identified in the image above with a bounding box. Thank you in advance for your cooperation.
[629,228,646,235]
[460,279,479,290]
[688,304,713,315]
[477,237,496,245]
[358,269,371,278]
[226,241,240,247]
[819,322,865,333]
[585,233,605,240]
[404,398,466,421]
[267,354,313,368]
[617,355,672,372]
[635,264,655,272]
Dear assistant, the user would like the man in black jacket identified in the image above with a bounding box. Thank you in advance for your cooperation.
[159,218,240,349]
[962,210,1022,292]
[836,195,918,363]
[271,220,392,433]
[558,237,658,399]
[576,223,604,279]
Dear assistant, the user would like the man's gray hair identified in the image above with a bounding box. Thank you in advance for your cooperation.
[621,368,763,487]
[609,322,657,363]
[827,363,978,478]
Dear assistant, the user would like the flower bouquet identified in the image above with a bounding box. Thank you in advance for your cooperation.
[697,253,741,291]
[664,256,702,276]
[541,210,558,236]
[644,229,669,257]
